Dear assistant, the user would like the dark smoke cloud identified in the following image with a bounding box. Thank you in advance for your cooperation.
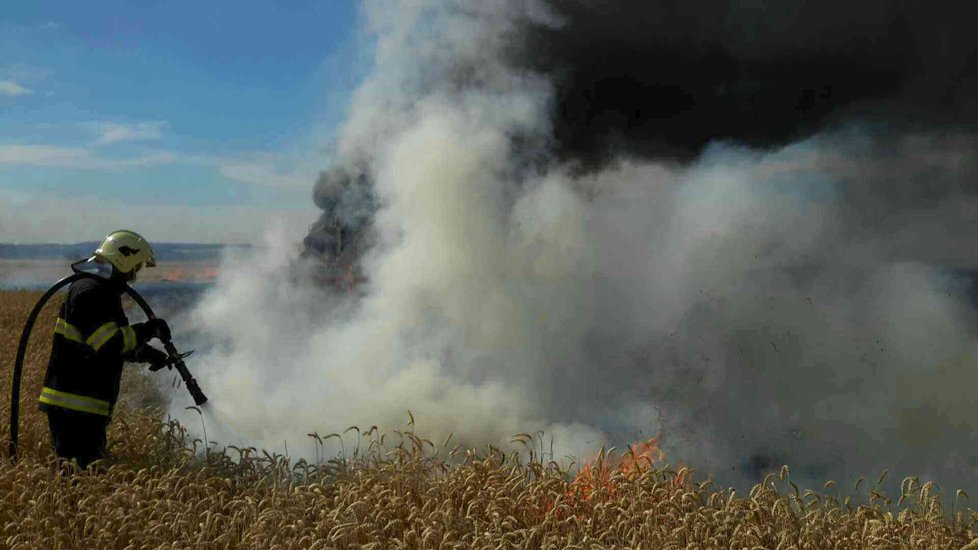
[521,0,978,167]
[200,0,978,498]
[305,165,376,260]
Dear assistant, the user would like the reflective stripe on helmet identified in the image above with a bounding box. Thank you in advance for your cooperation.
[54,318,85,344]
[120,325,137,354]
[86,322,120,352]
[38,387,111,416]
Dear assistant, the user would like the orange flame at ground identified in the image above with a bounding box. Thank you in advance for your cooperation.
[161,269,186,283]
[566,433,692,506]
[160,267,220,283]
[569,434,666,501]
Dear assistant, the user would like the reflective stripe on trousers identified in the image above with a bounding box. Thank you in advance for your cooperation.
[39,387,111,416]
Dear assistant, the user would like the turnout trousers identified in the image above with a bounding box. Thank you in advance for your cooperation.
[46,408,109,467]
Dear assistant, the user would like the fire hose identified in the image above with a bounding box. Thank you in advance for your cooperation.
[8,268,208,461]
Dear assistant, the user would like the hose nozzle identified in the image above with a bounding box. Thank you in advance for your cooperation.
[184,376,208,407]
[159,338,208,407]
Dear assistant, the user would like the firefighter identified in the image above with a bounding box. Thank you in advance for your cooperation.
[38,230,172,467]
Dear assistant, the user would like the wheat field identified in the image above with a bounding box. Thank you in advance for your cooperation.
[1,290,976,549]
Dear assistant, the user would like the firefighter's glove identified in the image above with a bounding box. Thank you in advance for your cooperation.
[134,345,170,372]
[134,318,171,342]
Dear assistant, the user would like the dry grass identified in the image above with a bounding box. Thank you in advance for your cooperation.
[1,290,976,549]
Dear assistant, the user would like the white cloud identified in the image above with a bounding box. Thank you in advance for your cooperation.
[218,155,320,188]
[90,121,167,144]
[0,141,320,188]
[0,189,318,244]
[0,144,176,170]
[1,65,52,96]
[0,79,32,97]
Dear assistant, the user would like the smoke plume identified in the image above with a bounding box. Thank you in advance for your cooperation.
[178,0,978,493]
[527,0,978,167]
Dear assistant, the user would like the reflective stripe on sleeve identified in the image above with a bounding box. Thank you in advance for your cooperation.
[120,325,137,354]
[54,318,85,344]
[38,387,110,416]
[86,322,120,352]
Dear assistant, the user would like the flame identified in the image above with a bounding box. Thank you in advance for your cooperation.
[312,264,365,290]
[160,266,219,283]
[161,268,186,282]
[618,435,666,474]
[568,434,665,501]
[565,433,691,507]
[534,434,692,521]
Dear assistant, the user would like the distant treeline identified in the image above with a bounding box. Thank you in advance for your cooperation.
[0,243,251,262]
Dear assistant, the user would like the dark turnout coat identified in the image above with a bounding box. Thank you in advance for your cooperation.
[39,277,151,418]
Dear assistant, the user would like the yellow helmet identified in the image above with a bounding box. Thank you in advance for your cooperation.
[93,230,157,275]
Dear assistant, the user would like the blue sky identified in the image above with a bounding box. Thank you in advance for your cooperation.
[0,1,364,243]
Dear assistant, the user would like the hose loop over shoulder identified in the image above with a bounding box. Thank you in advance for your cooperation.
[8,272,207,462]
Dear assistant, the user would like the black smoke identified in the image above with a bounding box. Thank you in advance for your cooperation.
[303,165,375,264]
[306,0,978,260]
[521,0,978,168]
[205,0,978,495]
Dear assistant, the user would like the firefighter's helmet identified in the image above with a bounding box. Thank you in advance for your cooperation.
[93,230,157,275]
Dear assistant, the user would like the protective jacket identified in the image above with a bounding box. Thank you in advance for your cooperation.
[38,277,152,417]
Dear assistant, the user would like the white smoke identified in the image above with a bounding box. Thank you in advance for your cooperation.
[178,0,605,463]
[173,0,978,492]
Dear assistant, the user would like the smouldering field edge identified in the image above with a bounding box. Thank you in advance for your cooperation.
[1,291,976,549]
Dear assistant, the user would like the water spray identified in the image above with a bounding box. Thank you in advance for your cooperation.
[7,260,208,462]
